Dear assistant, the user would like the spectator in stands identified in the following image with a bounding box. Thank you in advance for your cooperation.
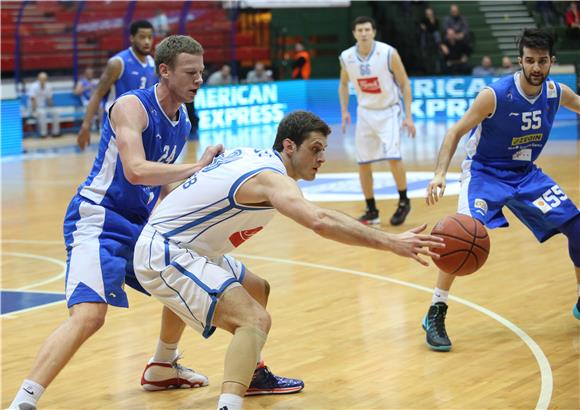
[419,7,442,47]
[207,64,234,86]
[536,1,558,27]
[151,9,170,37]
[74,67,99,131]
[496,55,518,75]
[472,55,495,76]
[291,42,311,80]
[565,1,580,39]
[444,4,470,44]
[245,62,273,83]
[28,72,60,138]
[440,28,471,74]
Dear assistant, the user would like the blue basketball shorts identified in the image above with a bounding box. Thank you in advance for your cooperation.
[63,195,148,308]
[457,161,579,243]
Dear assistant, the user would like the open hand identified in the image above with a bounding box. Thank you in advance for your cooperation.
[389,224,445,266]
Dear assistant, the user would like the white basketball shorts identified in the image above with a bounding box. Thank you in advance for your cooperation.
[355,104,402,163]
[134,225,245,338]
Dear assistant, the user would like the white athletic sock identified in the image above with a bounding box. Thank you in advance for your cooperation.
[10,379,44,409]
[432,288,449,305]
[217,393,243,410]
[153,339,179,363]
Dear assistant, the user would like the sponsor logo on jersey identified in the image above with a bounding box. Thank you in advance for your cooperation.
[512,149,532,161]
[532,198,552,214]
[547,81,557,98]
[509,112,520,117]
[511,133,543,146]
[357,77,382,94]
[229,226,263,247]
[474,198,488,215]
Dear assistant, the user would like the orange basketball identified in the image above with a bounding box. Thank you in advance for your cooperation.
[431,214,490,276]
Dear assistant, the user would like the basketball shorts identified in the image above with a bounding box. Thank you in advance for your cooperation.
[133,224,245,338]
[355,104,402,163]
[63,195,148,309]
[457,161,579,242]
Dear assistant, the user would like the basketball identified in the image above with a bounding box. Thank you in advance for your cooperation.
[431,214,490,276]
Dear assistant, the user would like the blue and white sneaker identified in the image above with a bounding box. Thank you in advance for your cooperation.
[245,362,304,396]
[573,297,580,320]
[422,302,452,351]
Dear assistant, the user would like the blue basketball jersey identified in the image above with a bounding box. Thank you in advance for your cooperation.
[79,84,191,223]
[465,72,561,169]
[103,47,157,110]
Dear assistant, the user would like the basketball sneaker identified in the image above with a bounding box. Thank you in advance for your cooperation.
[422,302,452,351]
[573,297,580,320]
[141,356,209,391]
[245,362,304,396]
[358,209,380,225]
[390,199,411,226]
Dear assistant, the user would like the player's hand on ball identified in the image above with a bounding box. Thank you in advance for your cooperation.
[426,174,446,205]
[389,224,445,266]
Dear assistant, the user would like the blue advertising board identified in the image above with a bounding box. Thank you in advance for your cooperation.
[196,74,578,147]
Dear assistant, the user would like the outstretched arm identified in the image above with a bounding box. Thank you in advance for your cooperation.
[111,95,222,187]
[237,171,444,265]
[426,87,495,205]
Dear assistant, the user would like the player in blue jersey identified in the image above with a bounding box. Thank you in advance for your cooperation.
[77,20,158,150]
[421,29,580,351]
[132,110,444,410]
[9,35,224,410]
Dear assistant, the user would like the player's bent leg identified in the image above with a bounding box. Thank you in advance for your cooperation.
[142,306,209,391]
[559,215,580,319]
[422,271,455,351]
[9,303,107,410]
[238,269,304,396]
[213,286,270,407]
[240,269,270,308]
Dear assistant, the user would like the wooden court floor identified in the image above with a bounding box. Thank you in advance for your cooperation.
[1,132,579,409]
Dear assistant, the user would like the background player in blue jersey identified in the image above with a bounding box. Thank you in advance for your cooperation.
[422,29,580,351]
[9,35,223,410]
[133,110,445,410]
[77,20,157,150]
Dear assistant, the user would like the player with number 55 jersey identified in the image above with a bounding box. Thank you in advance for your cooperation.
[422,29,580,353]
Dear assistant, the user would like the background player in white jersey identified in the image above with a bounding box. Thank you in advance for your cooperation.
[422,29,580,352]
[133,110,445,410]
[9,36,222,410]
[77,20,157,150]
[339,16,417,226]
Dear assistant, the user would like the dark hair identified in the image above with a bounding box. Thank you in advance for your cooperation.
[154,35,204,75]
[273,111,331,152]
[518,28,554,57]
[130,20,154,36]
[352,16,376,31]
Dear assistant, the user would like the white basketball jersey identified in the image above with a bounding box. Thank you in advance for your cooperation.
[339,41,400,110]
[148,148,287,258]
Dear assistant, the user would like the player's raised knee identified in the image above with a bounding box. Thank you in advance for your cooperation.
[70,303,107,335]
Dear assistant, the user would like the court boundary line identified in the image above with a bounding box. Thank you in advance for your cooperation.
[233,252,553,410]
[1,240,552,409]
[1,251,66,290]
